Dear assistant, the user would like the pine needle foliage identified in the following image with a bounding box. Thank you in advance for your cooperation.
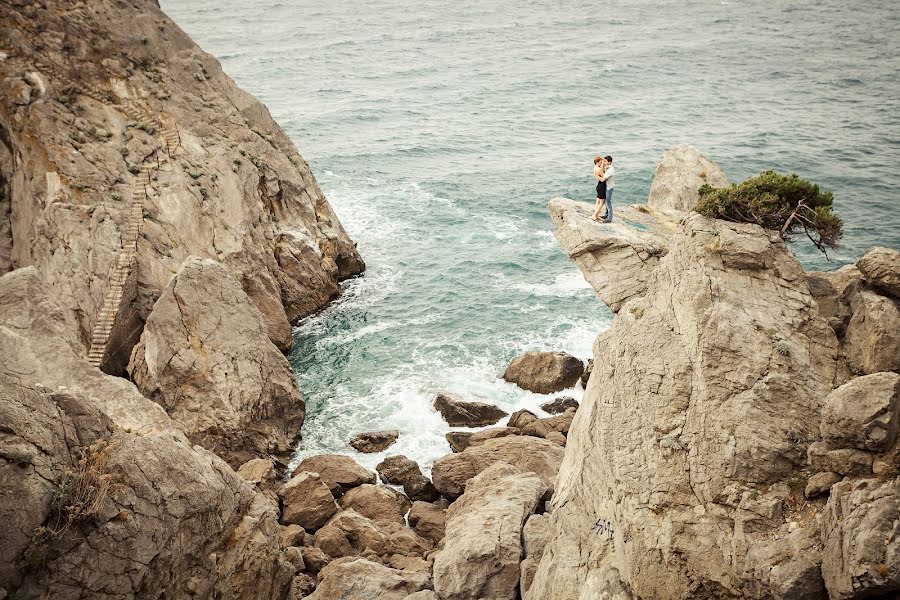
[695,171,843,255]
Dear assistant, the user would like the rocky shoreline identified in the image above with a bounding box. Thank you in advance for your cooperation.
[1,1,898,599]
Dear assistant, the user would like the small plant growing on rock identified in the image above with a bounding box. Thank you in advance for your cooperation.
[695,171,842,256]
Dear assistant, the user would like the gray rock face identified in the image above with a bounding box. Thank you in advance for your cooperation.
[821,372,900,452]
[0,1,363,364]
[531,203,839,599]
[856,246,900,300]
[807,442,874,477]
[821,477,900,599]
[433,392,508,427]
[502,352,584,394]
[844,290,900,375]
[431,436,564,499]
[128,256,304,466]
[349,430,399,453]
[805,472,843,499]
[433,463,546,600]
[306,557,430,600]
[647,144,728,211]
[0,375,292,599]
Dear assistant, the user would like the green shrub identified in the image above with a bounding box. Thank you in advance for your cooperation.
[695,171,842,255]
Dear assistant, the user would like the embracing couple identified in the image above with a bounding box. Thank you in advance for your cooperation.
[591,155,615,223]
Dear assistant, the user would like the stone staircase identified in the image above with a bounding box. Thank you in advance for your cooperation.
[31,60,182,369]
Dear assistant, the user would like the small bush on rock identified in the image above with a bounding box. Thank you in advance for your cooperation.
[695,171,842,255]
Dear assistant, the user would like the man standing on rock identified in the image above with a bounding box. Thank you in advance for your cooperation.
[598,155,615,222]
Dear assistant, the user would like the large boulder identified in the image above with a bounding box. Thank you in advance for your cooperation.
[313,510,431,560]
[376,455,438,502]
[0,375,292,599]
[821,372,900,452]
[540,396,579,414]
[433,462,546,600]
[279,471,339,531]
[408,501,446,545]
[530,211,839,599]
[808,265,863,338]
[843,290,900,375]
[502,352,584,394]
[821,477,900,599]
[292,454,376,497]
[433,393,508,427]
[339,484,411,525]
[349,430,399,453]
[306,557,430,600]
[857,246,900,300]
[647,144,728,212]
[128,256,304,466]
[431,436,564,499]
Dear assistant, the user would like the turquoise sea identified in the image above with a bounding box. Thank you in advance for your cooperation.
[163,0,900,471]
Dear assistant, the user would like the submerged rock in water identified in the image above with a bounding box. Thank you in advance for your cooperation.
[502,352,584,394]
[433,392,508,427]
[647,144,728,212]
[349,430,399,453]
[541,396,579,414]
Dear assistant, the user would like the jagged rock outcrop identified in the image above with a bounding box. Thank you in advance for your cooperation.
[433,392,508,427]
[533,148,900,600]
[350,430,399,453]
[0,374,293,599]
[856,246,900,300]
[647,144,728,211]
[0,0,363,369]
[433,462,546,600]
[127,256,304,466]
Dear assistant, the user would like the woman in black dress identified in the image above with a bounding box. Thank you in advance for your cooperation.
[592,156,608,221]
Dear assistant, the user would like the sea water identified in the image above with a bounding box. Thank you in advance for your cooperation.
[162,0,900,472]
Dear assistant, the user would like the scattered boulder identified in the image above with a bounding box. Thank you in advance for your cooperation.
[468,426,521,447]
[237,458,278,489]
[128,256,305,467]
[540,396,579,414]
[821,477,900,599]
[306,557,430,600]
[375,455,438,502]
[503,352,584,394]
[433,393,508,427]
[431,436,564,499]
[523,513,550,560]
[299,546,331,575]
[807,442,874,477]
[349,430,399,453]
[433,462,546,600]
[314,510,431,560]
[288,573,316,599]
[857,246,900,300]
[805,472,843,499]
[408,501,447,545]
[279,471,339,531]
[843,291,900,375]
[281,525,307,548]
[821,372,900,452]
[339,484,411,525]
[445,431,473,453]
[742,524,827,600]
[507,409,539,429]
[647,144,728,212]
[284,546,306,571]
[292,455,376,497]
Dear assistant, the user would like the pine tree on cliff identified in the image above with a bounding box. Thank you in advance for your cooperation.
[695,171,843,255]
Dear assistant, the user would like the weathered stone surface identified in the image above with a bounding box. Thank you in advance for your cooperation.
[349,430,399,453]
[647,144,728,211]
[0,375,292,599]
[805,472,842,499]
[408,501,446,545]
[445,431,473,453]
[299,546,331,575]
[431,436,564,499]
[808,265,862,337]
[544,431,567,446]
[281,524,306,548]
[313,510,431,560]
[280,471,339,531]
[288,573,316,599]
[531,209,840,599]
[523,514,550,560]
[857,246,900,300]
[844,291,900,374]
[807,442,874,477]
[0,0,363,364]
[549,198,677,312]
[306,557,430,600]
[507,409,539,429]
[433,462,546,600]
[741,525,827,600]
[238,458,278,488]
[404,591,439,600]
[339,484,411,525]
[821,372,900,452]
[284,546,306,571]
[580,359,593,388]
[821,477,900,599]
[128,257,304,466]
[375,455,438,502]
[540,396,579,414]
[502,351,584,394]
[468,426,521,447]
[292,454,376,497]
[433,393,508,427]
